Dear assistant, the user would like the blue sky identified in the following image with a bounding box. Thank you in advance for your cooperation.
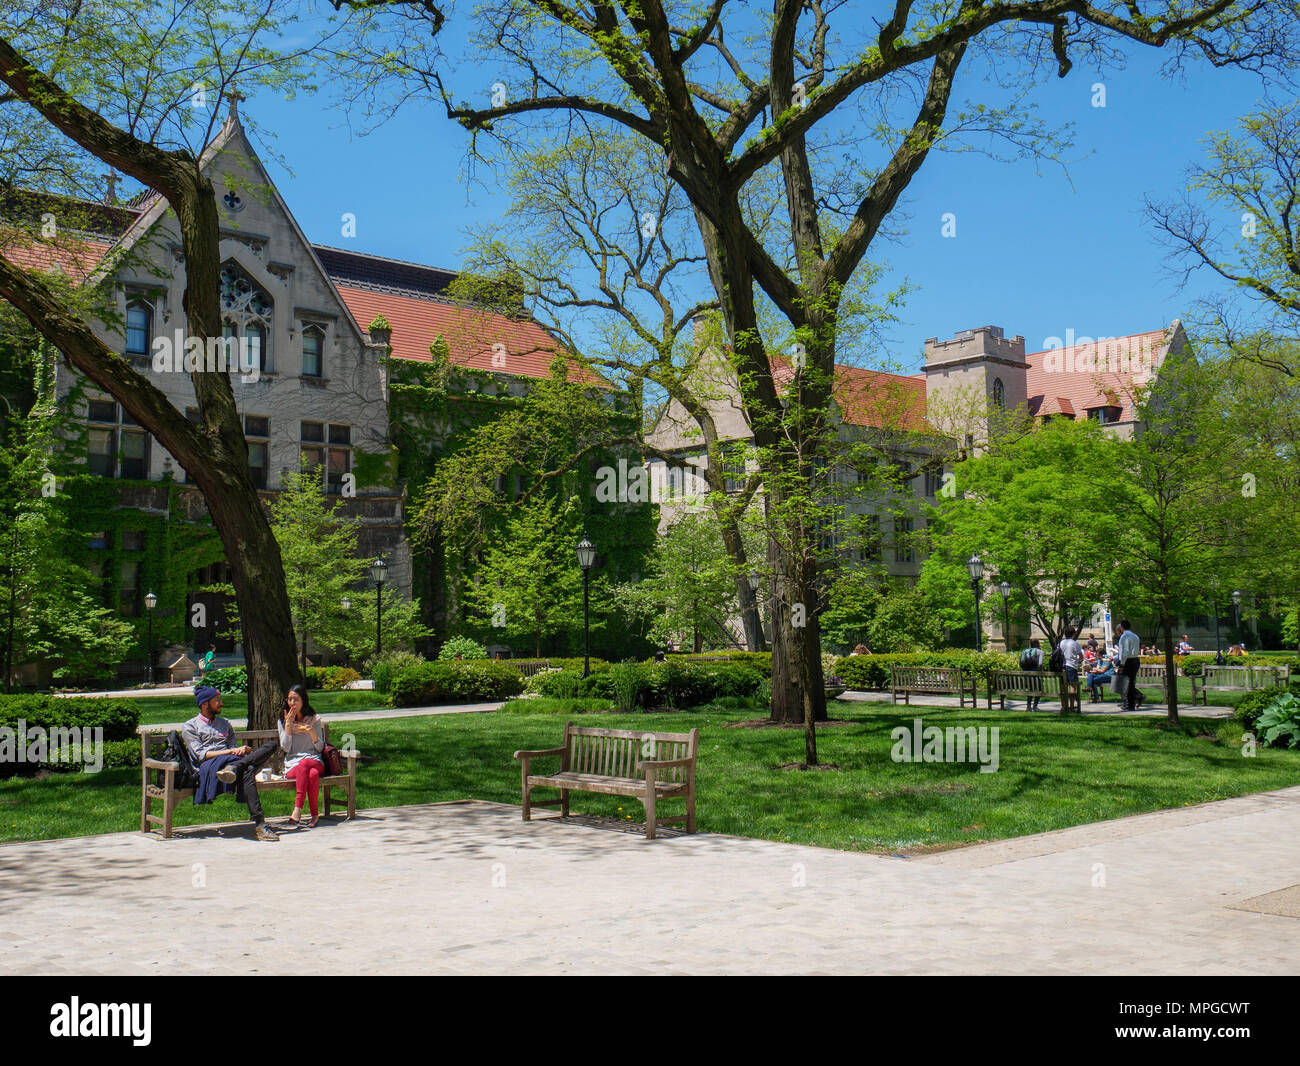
[243,24,1275,373]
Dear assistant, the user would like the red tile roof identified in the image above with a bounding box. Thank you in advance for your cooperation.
[770,357,928,430]
[333,285,608,387]
[1024,328,1174,422]
[0,233,116,281]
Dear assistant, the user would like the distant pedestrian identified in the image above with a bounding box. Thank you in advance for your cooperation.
[1019,638,1043,711]
[1059,626,1083,705]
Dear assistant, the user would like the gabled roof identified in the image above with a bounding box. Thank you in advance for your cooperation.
[770,356,928,431]
[0,122,597,387]
[1024,326,1177,423]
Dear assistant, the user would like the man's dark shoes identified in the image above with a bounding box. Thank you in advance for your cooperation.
[254,823,279,842]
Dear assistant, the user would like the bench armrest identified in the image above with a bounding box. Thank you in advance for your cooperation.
[513,747,565,760]
[340,749,360,760]
[642,757,695,770]
[144,758,181,771]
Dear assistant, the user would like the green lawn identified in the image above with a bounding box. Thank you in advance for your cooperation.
[2,700,1297,851]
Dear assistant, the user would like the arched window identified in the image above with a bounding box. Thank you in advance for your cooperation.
[125,298,153,356]
[992,377,1005,409]
[302,324,325,378]
[220,260,273,372]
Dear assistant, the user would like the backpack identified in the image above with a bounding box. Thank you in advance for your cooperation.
[159,730,200,790]
[1019,648,1039,671]
[1048,644,1065,673]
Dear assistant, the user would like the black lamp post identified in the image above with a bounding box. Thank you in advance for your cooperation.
[1211,583,1223,665]
[369,558,387,658]
[576,537,596,677]
[747,572,762,652]
[999,580,1011,650]
[144,591,157,685]
[1233,589,1243,649]
[967,554,984,653]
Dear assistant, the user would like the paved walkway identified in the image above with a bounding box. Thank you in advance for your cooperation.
[838,690,1232,717]
[3,791,1298,974]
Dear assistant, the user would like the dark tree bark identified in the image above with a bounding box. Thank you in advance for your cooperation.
[0,36,300,728]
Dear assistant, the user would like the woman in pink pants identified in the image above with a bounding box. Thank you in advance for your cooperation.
[278,684,325,827]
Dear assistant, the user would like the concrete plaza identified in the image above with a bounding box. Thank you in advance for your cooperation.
[2,789,1299,975]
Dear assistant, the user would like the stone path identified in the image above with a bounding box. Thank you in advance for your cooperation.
[838,690,1233,718]
[3,791,1299,975]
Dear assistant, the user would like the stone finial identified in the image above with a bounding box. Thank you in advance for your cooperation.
[225,85,246,121]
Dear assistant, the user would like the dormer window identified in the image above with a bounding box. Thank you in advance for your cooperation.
[125,299,152,356]
[302,324,325,378]
[1087,405,1122,425]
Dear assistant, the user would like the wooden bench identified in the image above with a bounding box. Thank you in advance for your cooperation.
[1191,664,1289,705]
[514,722,699,840]
[139,724,359,839]
[890,665,979,708]
[503,659,552,678]
[988,670,1079,713]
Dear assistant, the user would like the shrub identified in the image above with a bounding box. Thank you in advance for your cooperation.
[834,651,1018,692]
[528,670,585,699]
[643,661,763,708]
[1255,692,1300,749]
[0,695,141,776]
[202,666,247,693]
[438,635,488,660]
[367,650,427,695]
[609,662,644,711]
[389,661,525,706]
[1233,689,1278,732]
[305,666,361,691]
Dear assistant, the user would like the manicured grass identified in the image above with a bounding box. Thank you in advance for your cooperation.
[2,701,1297,851]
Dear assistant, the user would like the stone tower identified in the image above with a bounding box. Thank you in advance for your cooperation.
[922,325,1029,446]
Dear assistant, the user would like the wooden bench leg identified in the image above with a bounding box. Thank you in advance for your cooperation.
[644,781,657,840]
[347,780,356,819]
[686,779,696,834]
[560,789,569,817]
[163,791,176,840]
[521,761,531,822]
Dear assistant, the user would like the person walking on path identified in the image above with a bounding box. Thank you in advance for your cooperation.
[182,685,280,841]
[1115,620,1144,711]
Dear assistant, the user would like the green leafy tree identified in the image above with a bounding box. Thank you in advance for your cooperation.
[921,416,1121,647]
[462,495,599,658]
[617,509,742,652]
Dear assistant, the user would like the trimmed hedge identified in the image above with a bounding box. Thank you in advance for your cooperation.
[305,666,362,691]
[835,651,1019,692]
[528,661,763,709]
[389,661,526,706]
[0,695,141,776]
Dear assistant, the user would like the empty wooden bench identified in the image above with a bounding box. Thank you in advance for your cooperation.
[988,670,1078,713]
[514,722,699,840]
[1191,664,1288,705]
[139,724,359,839]
[890,665,979,708]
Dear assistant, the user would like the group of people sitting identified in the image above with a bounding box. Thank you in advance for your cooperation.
[181,682,328,842]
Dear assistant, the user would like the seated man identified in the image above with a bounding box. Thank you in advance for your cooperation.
[1087,655,1115,703]
[182,685,280,842]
